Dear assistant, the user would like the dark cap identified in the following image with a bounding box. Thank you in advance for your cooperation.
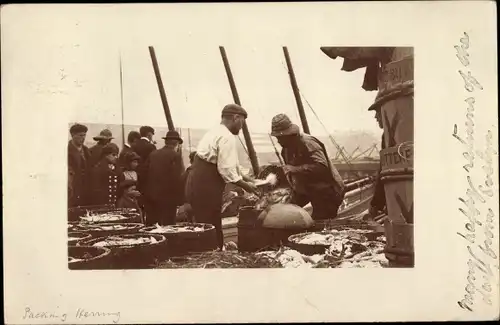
[69,123,88,135]
[124,151,141,163]
[101,143,119,158]
[221,104,248,119]
[93,129,114,141]
[270,114,300,137]
[139,126,155,137]
[127,131,141,143]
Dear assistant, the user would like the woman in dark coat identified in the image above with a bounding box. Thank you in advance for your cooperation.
[89,143,123,206]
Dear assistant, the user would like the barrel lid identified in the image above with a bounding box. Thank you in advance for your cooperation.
[257,203,314,229]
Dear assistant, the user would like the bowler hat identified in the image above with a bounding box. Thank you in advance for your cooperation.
[221,104,248,118]
[93,129,114,141]
[162,130,183,144]
[270,114,300,137]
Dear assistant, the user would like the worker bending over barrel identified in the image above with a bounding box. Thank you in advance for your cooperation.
[186,104,260,249]
[270,114,346,220]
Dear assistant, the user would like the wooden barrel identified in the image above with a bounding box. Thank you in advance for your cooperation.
[78,234,166,269]
[140,223,217,257]
[68,246,112,270]
[376,50,414,266]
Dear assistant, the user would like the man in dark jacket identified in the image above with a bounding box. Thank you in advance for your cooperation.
[132,126,156,163]
[143,130,185,226]
[271,114,346,220]
[119,130,141,168]
[89,129,114,167]
[89,143,123,206]
[133,126,156,193]
[68,123,91,207]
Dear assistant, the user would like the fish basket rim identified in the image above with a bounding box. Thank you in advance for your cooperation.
[139,223,215,234]
[77,233,166,249]
[72,222,144,232]
[78,213,139,224]
[68,245,111,264]
[287,229,371,246]
[68,232,92,244]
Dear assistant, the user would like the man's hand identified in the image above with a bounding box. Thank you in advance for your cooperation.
[242,174,255,183]
[244,181,261,196]
[282,165,300,175]
[234,179,261,196]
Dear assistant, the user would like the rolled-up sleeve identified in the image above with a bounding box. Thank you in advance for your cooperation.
[217,136,243,183]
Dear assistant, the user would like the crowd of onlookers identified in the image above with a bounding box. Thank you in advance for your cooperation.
[68,123,195,225]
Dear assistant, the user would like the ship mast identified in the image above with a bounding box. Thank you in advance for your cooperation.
[282,47,310,134]
[148,46,175,131]
[219,46,260,176]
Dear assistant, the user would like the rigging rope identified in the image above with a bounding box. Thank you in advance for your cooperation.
[278,61,358,176]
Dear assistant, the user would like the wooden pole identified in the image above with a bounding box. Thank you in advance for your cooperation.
[283,46,310,134]
[148,46,175,131]
[219,46,260,176]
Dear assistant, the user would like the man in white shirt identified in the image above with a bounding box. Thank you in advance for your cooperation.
[185,104,259,249]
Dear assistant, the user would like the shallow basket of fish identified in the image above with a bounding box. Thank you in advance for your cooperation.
[68,245,112,270]
[72,223,144,237]
[77,234,166,269]
[314,220,384,241]
[68,232,92,246]
[287,230,370,256]
[140,223,217,257]
[79,211,140,224]
[67,221,80,232]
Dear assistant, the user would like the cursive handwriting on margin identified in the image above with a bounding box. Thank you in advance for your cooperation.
[453,32,499,313]
[23,306,121,324]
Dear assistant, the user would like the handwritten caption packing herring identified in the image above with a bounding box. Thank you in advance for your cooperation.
[23,307,121,324]
[452,32,499,312]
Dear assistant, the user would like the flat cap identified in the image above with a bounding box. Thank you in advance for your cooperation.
[69,123,88,135]
[221,104,248,118]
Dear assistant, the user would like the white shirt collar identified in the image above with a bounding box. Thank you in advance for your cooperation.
[140,137,151,143]
[125,143,131,148]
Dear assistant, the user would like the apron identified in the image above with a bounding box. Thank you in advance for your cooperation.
[185,156,226,248]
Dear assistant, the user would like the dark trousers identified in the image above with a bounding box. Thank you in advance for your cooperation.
[291,186,344,220]
[185,156,226,249]
[146,200,177,226]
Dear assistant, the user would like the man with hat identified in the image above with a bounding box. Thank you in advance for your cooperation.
[89,143,123,206]
[270,114,345,220]
[142,130,185,226]
[185,104,260,249]
[68,123,91,207]
[89,129,114,168]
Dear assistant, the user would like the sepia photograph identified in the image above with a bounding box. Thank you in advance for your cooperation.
[67,45,414,270]
[3,3,497,323]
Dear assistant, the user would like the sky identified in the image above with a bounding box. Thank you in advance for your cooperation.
[4,4,380,136]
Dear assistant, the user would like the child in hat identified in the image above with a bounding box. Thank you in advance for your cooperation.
[116,180,143,223]
[122,151,141,182]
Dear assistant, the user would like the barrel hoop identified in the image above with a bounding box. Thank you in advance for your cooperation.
[381,175,413,182]
[368,82,414,111]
